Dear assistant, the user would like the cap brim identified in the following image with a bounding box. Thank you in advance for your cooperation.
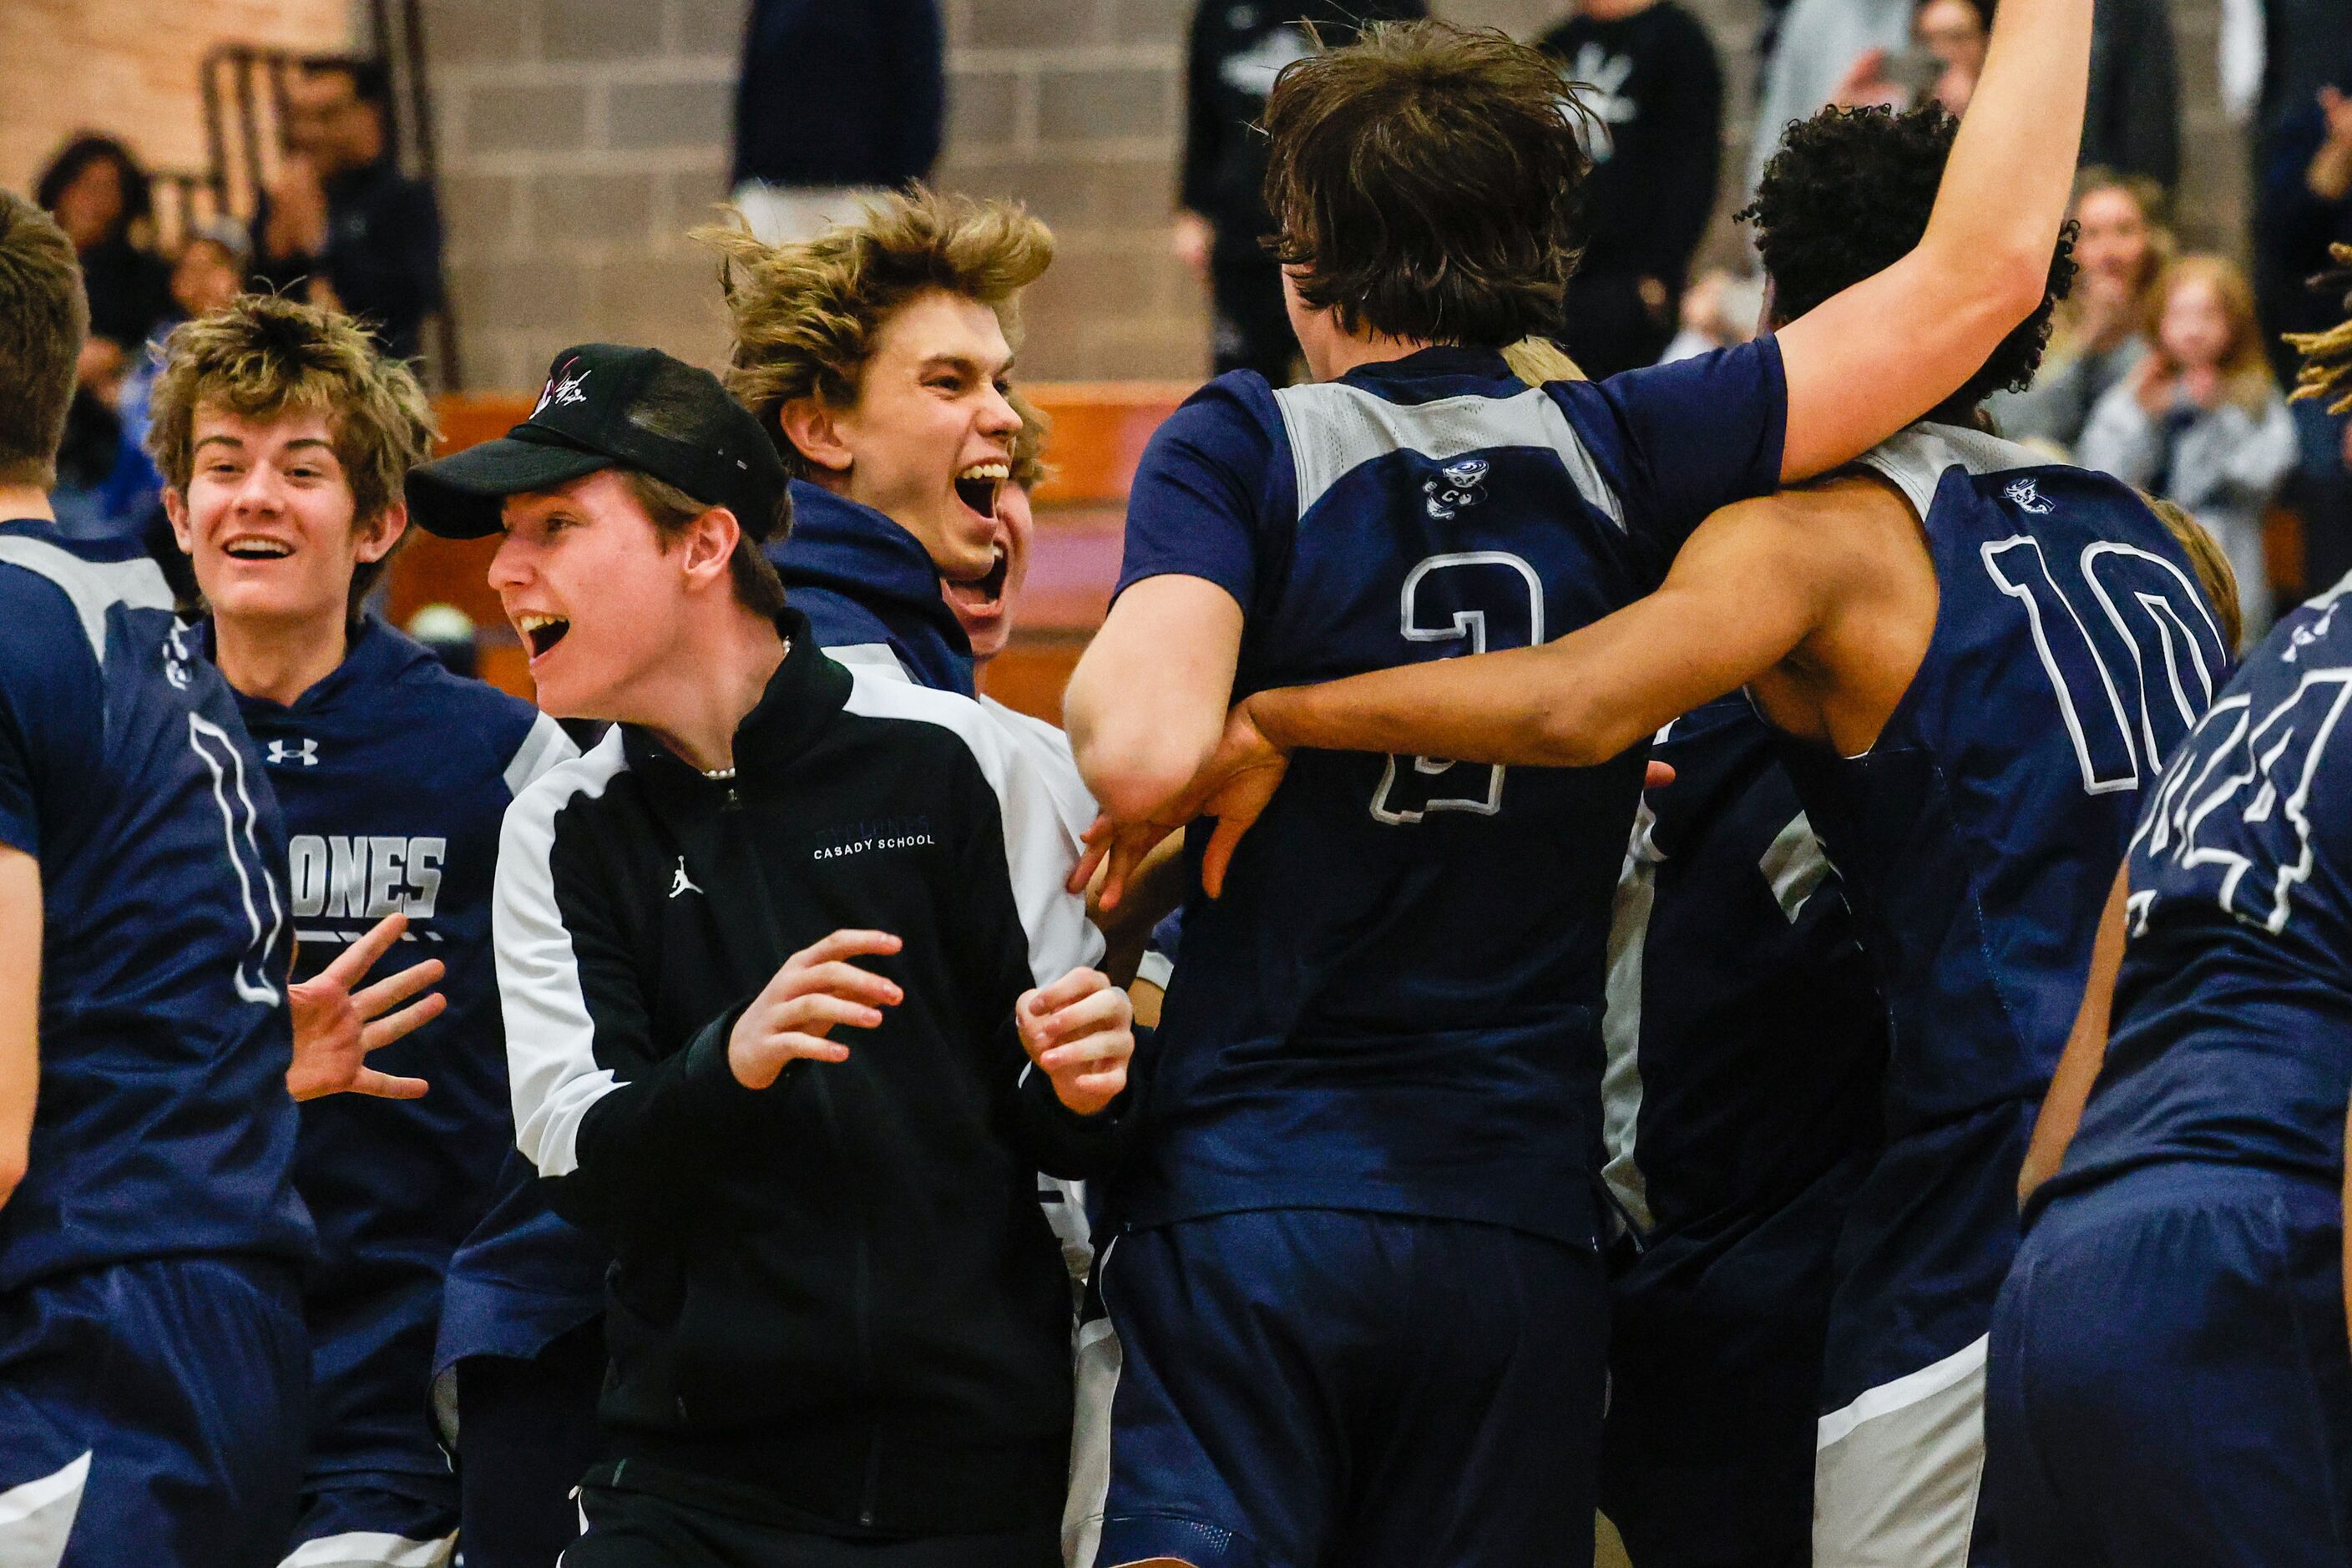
[405,435,614,539]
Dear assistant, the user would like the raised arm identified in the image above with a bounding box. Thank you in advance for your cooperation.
[2018,864,2129,1204]
[0,845,37,1211]
[1773,0,2093,480]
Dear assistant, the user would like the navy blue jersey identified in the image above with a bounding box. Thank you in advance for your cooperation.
[0,521,307,1289]
[2046,574,2352,1202]
[1778,425,2231,1138]
[1605,695,1885,1242]
[1113,341,1787,1242]
[237,615,574,1480]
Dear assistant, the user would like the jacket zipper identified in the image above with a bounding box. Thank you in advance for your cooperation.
[722,780,885,1525]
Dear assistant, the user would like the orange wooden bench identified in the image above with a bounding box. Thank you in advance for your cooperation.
[387,384,1187,719]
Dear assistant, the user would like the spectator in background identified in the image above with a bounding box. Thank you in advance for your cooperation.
[2258,85,2352,589]
[254,55,444,362]
[1537,0,1725,377]
[36,134,171,357]
[1746,0,1909,196]
[121,219,254,452]
[1657,266,1765,362]
[730,0,943,244]
[2080,0,2178,190]
[1994,170,2171,455]
[1176,0,1427,384]
[2081,256,2299,645]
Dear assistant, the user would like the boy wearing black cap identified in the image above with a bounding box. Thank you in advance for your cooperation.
[408,344,1134,1567]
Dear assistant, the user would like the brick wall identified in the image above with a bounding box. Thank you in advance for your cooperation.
[0,0,347,203]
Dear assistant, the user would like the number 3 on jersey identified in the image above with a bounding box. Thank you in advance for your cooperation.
[1373,552,1544,825]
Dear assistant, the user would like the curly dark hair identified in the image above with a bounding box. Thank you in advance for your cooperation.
[35,134,152,247]
[1740,104,2076,412]
[1262,20,1593,346]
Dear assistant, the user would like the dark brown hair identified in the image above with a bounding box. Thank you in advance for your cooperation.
[618,468,787,620]
[0,193,88,489]
[1261,20,1593,346]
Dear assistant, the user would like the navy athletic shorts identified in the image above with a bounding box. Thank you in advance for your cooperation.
[1985,1161,2352,1568]
[0,1255,306,1568]
[1601,1153,1866,1568]
[1090,1209,1609,1568]
[453,1317,605,1568]
[286,1482,458,1565]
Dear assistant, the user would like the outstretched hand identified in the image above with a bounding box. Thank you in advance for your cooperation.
[287,913,447,1101]
[1018,968,1133,1115]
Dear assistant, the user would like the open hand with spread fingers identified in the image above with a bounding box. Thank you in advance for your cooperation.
[728,928,905,1090]
[1018,968,1134,1115]
[287,911,448,1101]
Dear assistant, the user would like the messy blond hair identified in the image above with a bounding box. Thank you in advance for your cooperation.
[1007,386,1051,492]
[148,295,435,622]
[698,187,1054,481]
[2142,493,2243,651]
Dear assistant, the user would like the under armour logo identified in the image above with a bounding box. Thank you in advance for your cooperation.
[668,857,702,898]
[1424,458,1491,521]
[2004,478,2052,515]
[266,738,320,766]
[533,358,592,417]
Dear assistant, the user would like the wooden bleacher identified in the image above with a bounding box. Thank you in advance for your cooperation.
[388,384,1189,721]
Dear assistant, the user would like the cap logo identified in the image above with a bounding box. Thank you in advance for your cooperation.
[533,359,593,417]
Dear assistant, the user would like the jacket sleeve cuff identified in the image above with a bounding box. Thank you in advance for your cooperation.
[680,1000,783,1122]
[1013,1054,1132,1178]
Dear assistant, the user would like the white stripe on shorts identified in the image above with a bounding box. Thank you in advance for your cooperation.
[0,1451,89,1568]
[276,1529,457,1568]
[1814,1334,1989,1568]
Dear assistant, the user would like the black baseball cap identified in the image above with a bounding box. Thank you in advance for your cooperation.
[407,343,788,541]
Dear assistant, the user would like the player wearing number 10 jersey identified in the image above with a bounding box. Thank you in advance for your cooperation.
[1065,13,2102,1563]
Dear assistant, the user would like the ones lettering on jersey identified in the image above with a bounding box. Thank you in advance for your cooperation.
[287,832,447,919]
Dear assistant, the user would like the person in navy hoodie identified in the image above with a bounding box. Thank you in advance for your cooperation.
[150,293,575,1568]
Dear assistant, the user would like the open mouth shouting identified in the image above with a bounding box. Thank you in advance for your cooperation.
[941,541,1011,621]
[515,610,572,660]
[221,534,296,560]
[952,462,1008,524]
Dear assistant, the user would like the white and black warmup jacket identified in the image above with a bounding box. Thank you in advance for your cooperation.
[493,613,1125,1536]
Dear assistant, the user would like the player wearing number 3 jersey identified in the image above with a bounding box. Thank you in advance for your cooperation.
[1120,104,2240,1568]
[1065,11,2105,1562]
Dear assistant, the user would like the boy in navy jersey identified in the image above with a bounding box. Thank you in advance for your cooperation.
[0,198,440,1568]
[1063,7,2099,1562]
[1988,266,2352,1567]
[1599,699,1886,1568]
[1129,104,2240,1567]
[149,295,577,1568]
